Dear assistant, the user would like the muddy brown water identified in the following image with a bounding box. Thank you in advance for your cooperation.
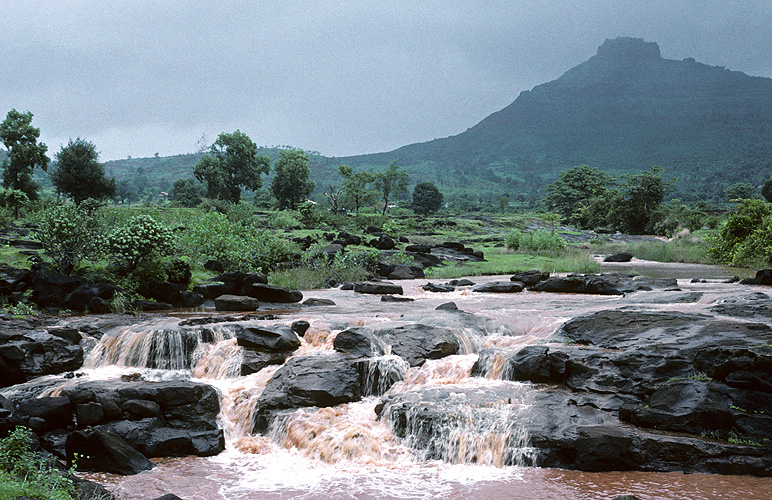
[32,263,772,499]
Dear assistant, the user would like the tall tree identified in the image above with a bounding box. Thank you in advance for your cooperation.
[374,161,408,215]
[51,138,117,204]
[618,165,674,234]
[411,181,444,215]
[194,130,269,203]
[338,164,375,215]
[544,165,615,226]
[271,149,316,210]
[761,177,772,203]
[0,109,49,200]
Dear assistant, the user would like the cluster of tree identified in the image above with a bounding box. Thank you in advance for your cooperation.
[544,165,676,234]
[1,110,117,205]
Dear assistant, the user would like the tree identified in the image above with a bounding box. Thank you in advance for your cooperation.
[0,109,49,200]
[544,165,615,226]
[271,149,316,210]
[50,138,117,204]
[724,182,757,201]
[193,130,269,203]
[374,161,408,215]
[338,164,376,215]
[761,177,772,203]
[170,178,206,207]
[618,165,674,234]
[411,182,444,215]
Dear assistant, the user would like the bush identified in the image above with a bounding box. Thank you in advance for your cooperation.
[0,426,76,500]
[505,230,566,253]
[267,210,302,229]
[106,214,175,273]
[177,211,297,272]
[34,203,104,274]
[709,199,772,266]
[270,249,379,290]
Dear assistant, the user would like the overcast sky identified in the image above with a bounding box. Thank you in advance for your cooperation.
[2,1,770,161]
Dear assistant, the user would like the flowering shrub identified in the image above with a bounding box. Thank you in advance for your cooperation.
[106,214,175,272]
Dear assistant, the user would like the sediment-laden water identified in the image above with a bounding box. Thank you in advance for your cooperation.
[8,264,772,499]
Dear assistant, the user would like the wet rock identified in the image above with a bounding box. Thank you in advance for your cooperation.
[13,396,73,433]
[333,328,387,358]
[151,495,185,500]
[531,273,677,295]
[303,298,336,306]
[233,324,300,353]
[134,300,173,311]
[291,320,311,337]
[510,270,550,286]
[435,302,458,311]
[381,294,414,302]
[405,244,431,253]
[62,283,120,312]
[253,352,365,432]
[30,265,86,308]
[448,278,475,287]
[373,235,396,250]
[370,323,461,367]
[143,427,225,457]
[739,269,772,286]
[193,282,229,300]
[0,330,83,386]
[246,283,303,303]
[354,281,403,295]
[214,294,259,312]
[66,428,154,475]
[710,292,772,319]
[604,252,633,262]
[385,264,425,280]
[241,350,287,376]
[473,281,524,293]
[0,265,30,295]
[422,282,455,293]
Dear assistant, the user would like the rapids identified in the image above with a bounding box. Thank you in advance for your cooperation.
[12,265,772,499]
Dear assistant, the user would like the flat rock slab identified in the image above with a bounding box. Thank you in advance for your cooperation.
[473,281,524,293]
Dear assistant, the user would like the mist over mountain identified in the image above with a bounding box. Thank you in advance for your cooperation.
[92,37,772,204]
[335,37,772,202]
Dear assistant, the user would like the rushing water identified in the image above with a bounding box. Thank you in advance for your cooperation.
[24,265,770,499]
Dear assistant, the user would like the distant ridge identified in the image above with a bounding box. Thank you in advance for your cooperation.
[335,37,772,202]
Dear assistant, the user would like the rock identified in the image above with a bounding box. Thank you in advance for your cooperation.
[321,243,345,255]
[510,270,550,286]
[75,402,104,427]
[0,330,83,386]
[422,282,456,293]
[373,235,396,250]
[63,284,120,312]
[30,265,86,308]
[143,427,224,457]
[214,294,259,312]
[0,266,30,295]
[371,323,460,366]
[448,279,475,286]
[87,296,111,314]
[241,350,287,376]
[151,495,185,500]
[354,281,403,295]
[739,269,772,285]
[242,273,269,290]
[473,281,524,293]
[710,292,772,319]
[291,320,311,337]
[303,298,336,306]
[204,260,225,273]
[253,352,366,432]
[66,428,154,475]
[233,324,300,353]
[386,264,425,280]
[381,294,414,302]
[246,283,303,303]
[137,281,187,306]
[405,244,431,253]
[604,252,634,262]
[176,291,204,308]
[333,328,387,358]
[13,397,73,432]
[531,273,677,295]
[435,302,458,311]
[193,282,229,300]
[135,300,174,311]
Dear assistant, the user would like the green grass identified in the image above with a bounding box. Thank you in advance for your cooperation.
[590,234,714,264]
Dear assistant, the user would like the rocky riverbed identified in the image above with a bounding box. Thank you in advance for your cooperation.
[1,268,772,499]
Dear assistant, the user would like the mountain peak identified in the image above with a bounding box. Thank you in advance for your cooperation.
[596,37,661,61]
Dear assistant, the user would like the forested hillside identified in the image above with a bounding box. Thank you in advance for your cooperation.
[338,37,772,203]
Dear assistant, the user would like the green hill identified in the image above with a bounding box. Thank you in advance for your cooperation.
[336,37,772,203]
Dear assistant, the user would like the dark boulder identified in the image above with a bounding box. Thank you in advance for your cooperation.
[30,265,85,308]
[710,292,772,319]
[510,270,550,286]
[253,352,365,432]
[214,294,259,312]
[321,243,345,255]
[385,264,425,280]
[739,269,772,286]
[472,281,524,293]
[333,328,387,358]
[233,324,301,353]
[354,281,403,295]
[13,396,73,433]
[303,297,336,306]
[241,350,287,376]
[66,428,154,475]
[135,300,173,311]
[604,252,634,262]
[0,330,83,385]
[405,244,431,253]
[373,235,396,250]
[532,274,678,295]
[435,302,458,311]
[291,320,311,337]
[422,282,456,293]
[143,427,224,457]
[371,323,460,367]
[246,283,303,303]
[381,294,414,302]
[193,282,229,300]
